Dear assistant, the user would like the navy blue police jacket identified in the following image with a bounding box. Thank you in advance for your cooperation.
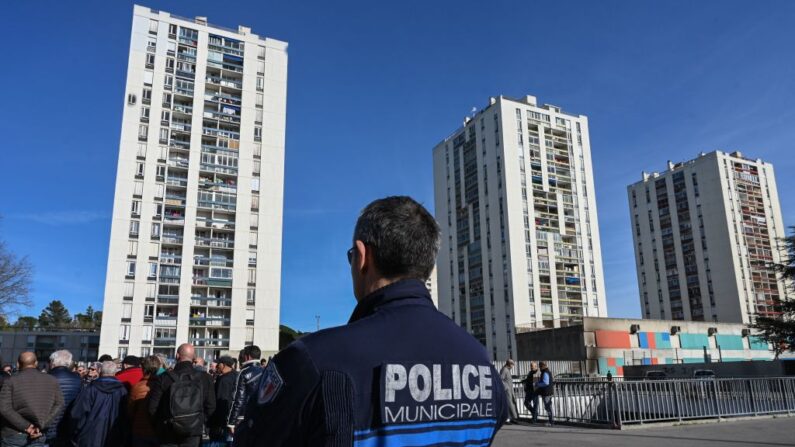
[234,279,508,447]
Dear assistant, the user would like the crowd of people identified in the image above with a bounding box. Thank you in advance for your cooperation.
[0,344,268,447]
[499,359,555,425]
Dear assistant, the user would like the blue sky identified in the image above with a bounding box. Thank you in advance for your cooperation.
[1,0,793,332]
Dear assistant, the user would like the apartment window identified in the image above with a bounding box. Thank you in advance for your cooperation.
[140,107,150,122]
[251,178,260,192]
[146,282,157,299]
[127,93,137,105]
[161,110,171,123]
[145,53,155,68]
[154,203,163,218]
[254,127,262,142]
[255,93,263,108]
[246,288,256,306]
[131,199,141,216]
[165,58,175,72]
[156,165,166,179]
[123,281,135,298]
[137,143,147,158]
[130,220,140,237]
[142,88,152,104]
[138,124,148,141]
[249,232,258,247]
[168,24,177,37]
[251,195,260,211]
[256,76,264,91]
[252,161,261,176]
[128,240,138,257]
[257,46,266,59]
[126,261,136,277]
[159,128,168,144]
[122,303,133,319]
[164,75,173,89]
[135,162,145,178]
[249,251,257,267]
[245,327,254,343]
[143,70,154,85]
[142,325,153,341]
[250,213,259,228]
[248,268,257,285]
[256,60,265,75]
[148,262,158,279]
[119,324,131,341]
[255,109,263,124]
[154,184,164,199]
[151,223,161,239]
[147,38,156,52]
[133,181,144,196]
[245,309,255,326]
[148,19,159,34]
[162,93,172,107]
[253,144,261,158]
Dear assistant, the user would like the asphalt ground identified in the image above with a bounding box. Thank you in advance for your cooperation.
[493,415,795,446]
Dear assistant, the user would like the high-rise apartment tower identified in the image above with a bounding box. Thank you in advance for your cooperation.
[99,6,287,360]
[628,151,787,323]
[433,95,607,360]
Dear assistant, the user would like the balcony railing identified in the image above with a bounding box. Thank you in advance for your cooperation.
[191,296,232,307]
[157,295,179,304]
[154,316,177,326]
[189,316,231,326]
[154,337,177,346]
[190,337,230,347]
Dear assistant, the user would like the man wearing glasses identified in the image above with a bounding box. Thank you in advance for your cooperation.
[235,196,508,446]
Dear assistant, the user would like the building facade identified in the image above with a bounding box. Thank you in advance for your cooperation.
[515,317,779,377]
[433,95,607,360]
[100,6,287,360]
[0,329,100,367]
[628,151,787,324]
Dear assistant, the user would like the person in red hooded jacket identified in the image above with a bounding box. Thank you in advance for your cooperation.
[116,355,144,390]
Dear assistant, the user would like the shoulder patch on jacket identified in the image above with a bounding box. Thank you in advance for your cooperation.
[257,361,284,405]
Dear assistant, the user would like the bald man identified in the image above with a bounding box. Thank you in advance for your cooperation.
[148,344,215,447]
[0,352,63,446]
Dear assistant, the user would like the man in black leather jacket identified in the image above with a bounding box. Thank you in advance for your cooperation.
[227,345,263,432]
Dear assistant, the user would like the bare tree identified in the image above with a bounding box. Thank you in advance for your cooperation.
[0,240,33,316]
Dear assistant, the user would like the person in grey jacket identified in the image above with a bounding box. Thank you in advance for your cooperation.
[499,359,519,423]
[0,352,64,447]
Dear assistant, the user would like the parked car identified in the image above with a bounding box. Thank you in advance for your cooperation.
[644,370,668,380]
[694,369,716,379]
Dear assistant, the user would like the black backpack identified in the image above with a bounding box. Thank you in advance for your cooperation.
[166,371,204,436]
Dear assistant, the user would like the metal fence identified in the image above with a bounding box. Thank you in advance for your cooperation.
[511,376,795,427]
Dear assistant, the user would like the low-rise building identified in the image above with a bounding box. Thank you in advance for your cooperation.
[0,329,100,366]
[516,316,779,376]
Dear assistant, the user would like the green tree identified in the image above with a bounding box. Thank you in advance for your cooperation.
[279,324,305,350]
[38,300,72,328]
[13,316,38,329]
[73,305,98,329]
[0,314,8,328]
[751,226,795,359]
[93,310,103,328]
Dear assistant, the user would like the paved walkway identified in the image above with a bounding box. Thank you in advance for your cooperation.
[493,416,794,446]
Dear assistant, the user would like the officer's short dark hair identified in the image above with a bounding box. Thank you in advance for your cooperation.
[354,196,440,281]
[241,345,261,361]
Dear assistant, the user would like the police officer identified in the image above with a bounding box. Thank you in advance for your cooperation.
[235,196,508,446]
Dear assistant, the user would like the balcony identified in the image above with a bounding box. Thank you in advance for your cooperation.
[204,92,242,107]
[159,254,182,265]
[154,337,177,346]
[202,127,240,140]
[161,234,184,244]
[154,316,178,326]
[191,296,232,307]
[189,316,231,327]
[167,157,190,169]
[203,110,241,124]
[205,75,242,90]
[194,236,234,249]
[193,256,234,268]
[172,104,193,115]
[166,175,188,187]
[190,337,230,347]
[196,217,235,230]
[157,295,179,304]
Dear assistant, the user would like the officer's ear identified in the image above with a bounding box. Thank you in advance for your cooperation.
[354,240,368,272]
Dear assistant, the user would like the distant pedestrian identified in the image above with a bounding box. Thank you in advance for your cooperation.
[0,352,64,447]
[128,356,160,447]
[46,350,82,447]
[148,344,215,447]
[116,355,144,390]
[500,359,519,423]
[522,361,539,416]
[193,357,207,373]
[534,362,554,426]
[69,361,130,447]
[227,345,263,433]
[208,356,238,441]
[97,354,113,363]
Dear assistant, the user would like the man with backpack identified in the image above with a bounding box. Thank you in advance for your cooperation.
[533,362,554,426]
[148,344,216,447]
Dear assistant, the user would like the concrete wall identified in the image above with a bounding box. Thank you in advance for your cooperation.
[516,326,585,361]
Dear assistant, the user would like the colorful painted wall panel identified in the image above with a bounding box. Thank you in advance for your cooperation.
[749,336,769,351]
[715,334,744,350]
[594,330,631,348]
[679,333,710,349]
[654,332,672,349]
